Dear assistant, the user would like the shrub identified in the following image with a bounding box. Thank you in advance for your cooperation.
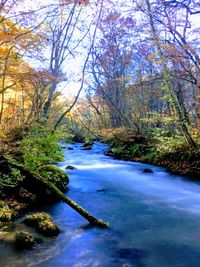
[129,144,142,157]
[18,128,64,171]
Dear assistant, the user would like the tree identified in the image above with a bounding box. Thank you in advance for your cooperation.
[143,0,196,147]
[52,0,104,131]
[0,9,45,133]
[89,11,140,130]
[42,1,91,118]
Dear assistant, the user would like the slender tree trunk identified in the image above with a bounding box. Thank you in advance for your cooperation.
[43,80,57,118]
[175,82,190,125]
[145,0,197,148]
[0,48,12,124]
[53,0,104,132]
[0,90,5,124]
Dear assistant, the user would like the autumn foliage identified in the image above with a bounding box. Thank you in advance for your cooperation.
[0,0,199,154]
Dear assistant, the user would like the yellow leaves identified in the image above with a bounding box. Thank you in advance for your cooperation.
[0,16,21,39]
[190,127,199,136]
[0,15,42,51]
[66,111,73,119]
[2,20,10,30]
[0,47,19,62]
[40,23,49,31]
[0,46,9,58]
[147,54,156,61]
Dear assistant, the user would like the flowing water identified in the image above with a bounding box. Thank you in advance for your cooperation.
[1,142,200,267]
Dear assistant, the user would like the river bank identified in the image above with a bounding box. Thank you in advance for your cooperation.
[0,142,108,250]
[1,136,199,226]
[105,145,200,178]
[101,133,200,178]
[1,142,200,267]
[0,136,199,253]
[0,156,70,249]
[0,158,70,218]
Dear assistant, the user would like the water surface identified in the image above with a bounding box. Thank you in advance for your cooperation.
[1,142,200,267]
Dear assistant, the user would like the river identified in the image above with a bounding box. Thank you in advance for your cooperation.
[1,142,200,267]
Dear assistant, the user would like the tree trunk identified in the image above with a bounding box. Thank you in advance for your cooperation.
[2,156,109,228]
[43,80,57,119]
[145,0,197,148]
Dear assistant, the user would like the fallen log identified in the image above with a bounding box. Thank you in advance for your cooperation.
[2,156,109,228]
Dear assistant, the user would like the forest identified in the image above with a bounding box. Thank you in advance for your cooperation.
[0,0,200,265]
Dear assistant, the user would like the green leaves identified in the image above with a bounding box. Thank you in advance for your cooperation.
[18,127,64,171]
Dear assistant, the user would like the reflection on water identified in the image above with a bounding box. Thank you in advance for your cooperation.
[1,142,200,267]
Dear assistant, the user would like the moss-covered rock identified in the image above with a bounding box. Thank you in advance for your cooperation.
[0,200,8,209]
[23,212,50,226]
[38,165,69,192]
[37,220,60,236]
[24,212,60,236]
[0,201,13,222]
[6,199,28,219]
[82,142,93,150]
[15,231,37,249]
[0,207,13,222]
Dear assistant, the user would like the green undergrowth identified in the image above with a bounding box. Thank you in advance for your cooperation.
[0,164,25,193]
[37,165,69,192]
[0,125,69,217]
[17,131,64,171]
[142,145,200,177]
[103,128,200,178]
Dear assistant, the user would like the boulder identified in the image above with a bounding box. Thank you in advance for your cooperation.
[37,220,60,236]
[65,165,76,170]
[96,188,106,192]
[82,142,93,150]
[0,201,13,222]
[15,231,38,249]
[24,212,60,236]
[143,168,153,173]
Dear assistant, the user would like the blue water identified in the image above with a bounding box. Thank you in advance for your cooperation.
[1,142,200,267]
